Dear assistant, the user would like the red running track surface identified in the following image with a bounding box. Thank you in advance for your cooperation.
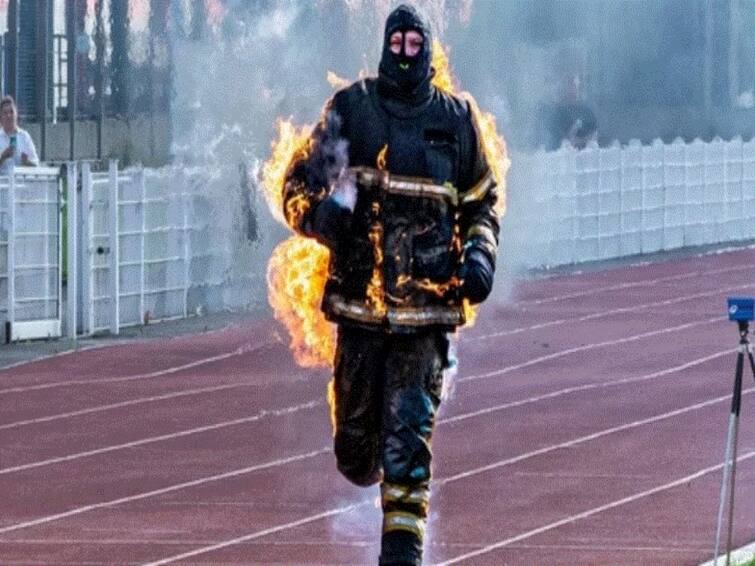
[1,248,754,565]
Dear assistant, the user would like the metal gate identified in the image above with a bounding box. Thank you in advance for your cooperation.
[2,167,63,342]
[76,161,191,336]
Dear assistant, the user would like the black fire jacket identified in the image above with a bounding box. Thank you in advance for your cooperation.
[283,78,499,332]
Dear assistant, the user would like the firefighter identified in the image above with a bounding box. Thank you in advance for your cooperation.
[283,5,499,564]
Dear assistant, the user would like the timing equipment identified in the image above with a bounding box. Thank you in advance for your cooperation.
[712,297,755,566]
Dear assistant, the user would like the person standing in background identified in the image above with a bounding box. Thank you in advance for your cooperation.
[0,96,39,174]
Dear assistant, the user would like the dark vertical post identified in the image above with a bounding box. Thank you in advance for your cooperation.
[147,10,155,162]
[94,0,105,160]
[109,1,129,117]
[191,0,206,41]
[36,0,49,161]
[729,0,740,107]
[6,0,19,100]
[703,0,714,126]
[66,0,77,160]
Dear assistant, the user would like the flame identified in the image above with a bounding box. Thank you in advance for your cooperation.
[283,192,312,231]
[414,277,461,297]
[266,236,335,368]
[397,275,461,298]
[365,202,387,318]
[377,145,388,170]
[431,40,509,327]
[327,378,337,436]
[430,41,508,217]
[263,41,509,367]
[262,119,313,226]
[462,298,478,325]
[327,70,351,90]
[431,40,457,94]
[463,97,510,219]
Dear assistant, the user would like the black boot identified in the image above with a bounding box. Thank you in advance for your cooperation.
[379,529,422,565]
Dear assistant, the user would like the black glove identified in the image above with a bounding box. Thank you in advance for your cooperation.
[458,247,494,304]
[308,196,352,248]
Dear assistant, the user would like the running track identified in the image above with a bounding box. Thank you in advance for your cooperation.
[1,248,754,565]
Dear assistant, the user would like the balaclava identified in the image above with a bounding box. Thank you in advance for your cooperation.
[378,4,433,96]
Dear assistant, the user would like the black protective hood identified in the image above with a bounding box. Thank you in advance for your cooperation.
[377,4,434,105]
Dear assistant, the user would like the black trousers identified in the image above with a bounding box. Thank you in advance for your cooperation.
[332,324,447,566]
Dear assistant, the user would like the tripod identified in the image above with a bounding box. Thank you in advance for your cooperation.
[713,321,755,566]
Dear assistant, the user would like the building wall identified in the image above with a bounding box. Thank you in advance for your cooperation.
[23,113,172,166]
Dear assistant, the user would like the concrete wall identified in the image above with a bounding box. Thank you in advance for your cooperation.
[23,114,172,167]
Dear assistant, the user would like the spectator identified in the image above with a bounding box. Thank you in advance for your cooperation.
[539,74,598,151]
[0,96,39,174]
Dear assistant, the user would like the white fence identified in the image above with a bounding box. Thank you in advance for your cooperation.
[75,162,193,336]
[0,168,63,343]
[505,137,755,270]
[70,163,244,338]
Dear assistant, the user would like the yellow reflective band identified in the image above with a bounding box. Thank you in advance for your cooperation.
[381,483,409,502]
[327,294,465,327]
[466,224,497,245]
[351,166,387,187]
[388,177,458,206]
[383,511,426,538]
[461,170,495,204]
[381,483,430,506]
[406,488,430,505]
[387,306,464,326]
[349,167,458,205]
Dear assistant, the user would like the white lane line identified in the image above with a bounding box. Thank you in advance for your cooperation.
[459,316,723,384]
[0,448,331,536]
[0,341,274,395]
[433,450,755,565]
[700,541,755,566]
[3,263,750,391]
[135,389,753,564]
[0,538,372,548]
[435,388,754,486]
[1,349,726,476]
[434,542,709,553]
[440,349,731,425]
[470,283,754,342]
[0,400,322,475]
[0,322,245,373]
[0,382,254,431]
[141,500,373,566]
[518,264,753,306]
[0,317,720,431]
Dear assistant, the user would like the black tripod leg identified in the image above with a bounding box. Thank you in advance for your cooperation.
[714,350,744,564]
[729,348,755,565]
[725,413,740,566]
[727,349,755,565]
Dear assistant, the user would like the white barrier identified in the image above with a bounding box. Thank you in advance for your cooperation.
[0,167,64,342]
[504,137,755,270]
[0,176,8,341]
[77,162,193,336]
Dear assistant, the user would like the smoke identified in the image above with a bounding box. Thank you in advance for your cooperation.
[440,335,458,402]
[342,0,473,38]
[327,494,381,560]
[167,0,754,314]
[168,0,493,313]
